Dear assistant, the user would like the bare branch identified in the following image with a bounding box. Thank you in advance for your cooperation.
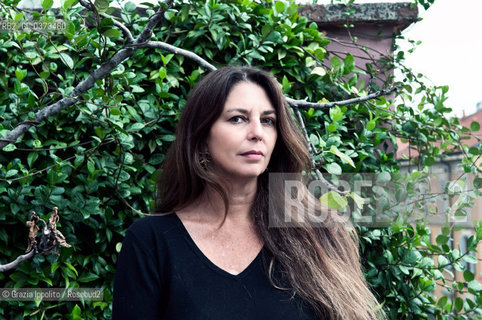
[0,207,71,273]
[143,40,399,110]
[293,108,348,194]
[285,84,401,109]
[78,0,93,10]
[0,250,35,273]
[144,41,217,71]
[294,108,317,165]
[136,1,174,45]
[112,18,134,44]
[0,0,398,151]
[78,0,135,43]
[0,0,174,150]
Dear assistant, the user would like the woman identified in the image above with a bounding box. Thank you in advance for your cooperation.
[113,66,384,319]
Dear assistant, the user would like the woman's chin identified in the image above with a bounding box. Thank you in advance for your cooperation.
[227,170,265,181]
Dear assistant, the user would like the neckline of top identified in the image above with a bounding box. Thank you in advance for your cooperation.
[172,212,264,281]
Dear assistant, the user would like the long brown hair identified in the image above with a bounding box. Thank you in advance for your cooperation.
[155,66,385,320]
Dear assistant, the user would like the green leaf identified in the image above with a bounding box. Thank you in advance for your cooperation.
[325,162,342,175]
[468,146,479,155]
[403,250,421,264]
[343,54,355,74]
[25,51,37,59]
[6,169,18,178]
[437,255,449,267]
[366,120,376,131]
[314,48,325,60]
[129,123,145,131]
[42,277,53,286]
[59,53,74,69]
[2,144,16,152]
[94,0,109,13]
[15,68,27,82]
[433,117,443,127]
[78,273,100,283]
[154,69,165,81]
[433,269,443,280]
[161,54,174,66]
[320,191,348,210]
[437,295,448,308]
[110,108,122,115]
[462,254,478,264]
[103,29,121,38]
[164,9,176,21]
[14,12,24,21]
[348,192,366,209]
[131,85,145,93]
[248,50,265,62]
[72,304,82,320]
[27,152,39,168]
[311,67,326,77]
[454,297,463,312]
[424,156,435,166]
[463,270,474,282]
[62,0,77,10]
[399,265,410,275]
[161,135,176,142]
[376,172,391,183]
[435,234,450,246]
[87,160,95,174]
[329,145,355,168]
[42,0,54,10]
[467,280,482,292]
[327,123,337,132]
[330,56,341,71]
[470,121,480,132]
[64,262,78,277]
[441,225,450,235]
[278,49,287,60]
[275,1,285,12]
[125,1,137,12]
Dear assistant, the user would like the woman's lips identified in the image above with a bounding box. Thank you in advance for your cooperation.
[240,151,264,160]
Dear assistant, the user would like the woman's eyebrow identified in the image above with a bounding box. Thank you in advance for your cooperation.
[263,110,276,116]
[226,108,276,116]
[226,108,249,114]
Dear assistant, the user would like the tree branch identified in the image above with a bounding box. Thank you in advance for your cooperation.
[0,0,399,151]
[0,208,71,272]
[285,85,401,109]
[0,1,173,150]
[112,18,134,44]
[143,40,400,109]
[0,250,35,273]
[293,108,348,194]
[79,0,135,43]
[144,41,217,71]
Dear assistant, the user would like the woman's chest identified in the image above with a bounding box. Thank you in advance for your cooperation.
[183,221,263,275]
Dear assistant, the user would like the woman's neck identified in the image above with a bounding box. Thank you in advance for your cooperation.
[183,178,258,224]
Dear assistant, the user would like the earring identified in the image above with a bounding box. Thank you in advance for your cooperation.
[199,151,211,169]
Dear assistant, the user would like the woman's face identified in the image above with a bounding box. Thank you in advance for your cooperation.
[206,81,278,181]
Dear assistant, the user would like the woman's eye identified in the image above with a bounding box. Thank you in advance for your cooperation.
[228,116,245,123]
[262,117,276,126]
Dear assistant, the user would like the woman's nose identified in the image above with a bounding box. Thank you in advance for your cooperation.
[247,120,263,141]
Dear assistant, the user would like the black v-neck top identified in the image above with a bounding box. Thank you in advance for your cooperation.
[112,214,318,320]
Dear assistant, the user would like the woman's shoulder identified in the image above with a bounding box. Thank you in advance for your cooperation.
[124,213,181,246]
[127,212,178,231]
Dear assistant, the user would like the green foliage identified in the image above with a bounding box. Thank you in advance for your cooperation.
[0,0,480,319]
